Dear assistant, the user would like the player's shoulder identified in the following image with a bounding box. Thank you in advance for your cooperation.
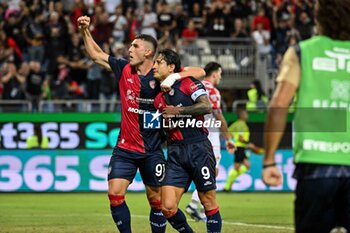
[109,56,130,68]
[179,77,204,93]
[202,80,214,87]
[179,76,197,83]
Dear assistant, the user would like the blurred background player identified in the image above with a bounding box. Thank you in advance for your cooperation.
[224,108,257,192]
[77,16,205,233]
[263,0,350,232]
[185,62,235,221]
[26,124,49,149]
[154,49,222,233]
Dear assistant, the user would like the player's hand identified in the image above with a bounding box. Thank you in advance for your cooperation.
[262,166,283,186]
[77,16,90,30]
[161,73,181,92]
[226,140,236,154]
[163,105,180,118]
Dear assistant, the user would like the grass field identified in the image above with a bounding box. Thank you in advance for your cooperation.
[0,192,294,233]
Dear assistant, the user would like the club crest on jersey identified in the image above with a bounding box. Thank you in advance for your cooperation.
[149,80,156,89]
[126,89,136,103]
[169,88,175,96]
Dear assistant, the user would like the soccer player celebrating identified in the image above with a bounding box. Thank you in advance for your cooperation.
[185,62,235,221]
[153,49,222,233]
[263,0,350,232]
[77,16,205,233]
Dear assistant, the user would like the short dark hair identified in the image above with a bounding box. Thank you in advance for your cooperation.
[236,107,247,117]
[135,34,158,55]
[157,49,181,73]
[316,0,350,40]
[204,62,222,77]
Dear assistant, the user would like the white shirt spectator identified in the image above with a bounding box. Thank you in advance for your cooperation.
[104,0,121,15]
[109,14,128,42]
[141,12,157,39]
[252,29,271,55]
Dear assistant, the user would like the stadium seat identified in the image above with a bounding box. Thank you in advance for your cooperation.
[218,55,239,71]
[196,39,211,54]
[201,54,217,67]
[187,54,200,67]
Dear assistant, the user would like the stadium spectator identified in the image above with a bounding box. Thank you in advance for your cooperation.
[104,0,121,15]
[109,5,128,43]
[99,45,118,112]
[0,0,319,109]
[231,18,249,40]
[26,124,49,149]
[125,7,137,42]
[252,22,272,57]
[295,11,314,40]
[153,49,222,233]
[0,62,26,101]
[23,11,45,63]
[246,80,268,111]
[251,7,271,32]
[181,19,198,46]
[173,3,188,39]
[263,1,350,232]
[25,61,46,112]
[156,2,176,41]
[139,2,157,39]
[77,15,205,233]
[91,11,113,45]
[188,2,205,33]
[186,62,235,221]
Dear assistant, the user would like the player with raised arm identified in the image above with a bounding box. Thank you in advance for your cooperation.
[77,16,205,233]
[153,49,222,233]
[185,62,235,221]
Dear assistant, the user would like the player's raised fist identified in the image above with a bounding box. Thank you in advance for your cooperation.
[77,16,90,30]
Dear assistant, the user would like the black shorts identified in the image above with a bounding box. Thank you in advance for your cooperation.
[162,138,216,192]
[234,147,247,163]
[108,147,166,187]
[295,178,350,233]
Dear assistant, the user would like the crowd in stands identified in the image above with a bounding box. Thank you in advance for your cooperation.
[0,0,316,112]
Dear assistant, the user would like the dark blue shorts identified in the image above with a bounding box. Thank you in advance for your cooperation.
[163,138,216,192]
[295,177,350,233]
[108,147,166,187]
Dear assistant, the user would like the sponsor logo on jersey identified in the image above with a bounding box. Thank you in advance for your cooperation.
[149,80,156,89]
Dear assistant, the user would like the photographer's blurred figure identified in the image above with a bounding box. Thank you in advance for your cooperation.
[26,124,48,149]
[263,1,350,232]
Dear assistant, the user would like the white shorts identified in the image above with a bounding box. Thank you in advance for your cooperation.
[208,132,221,168]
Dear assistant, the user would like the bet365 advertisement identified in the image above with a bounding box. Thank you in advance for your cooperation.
[0,113,295,192]
[0,149,295,192]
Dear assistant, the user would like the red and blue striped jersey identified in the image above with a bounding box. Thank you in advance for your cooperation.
[108,56,163,154]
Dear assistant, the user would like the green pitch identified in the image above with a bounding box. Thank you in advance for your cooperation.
[0,192,293,233]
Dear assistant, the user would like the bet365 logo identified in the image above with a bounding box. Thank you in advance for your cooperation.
[143,110,162,129]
